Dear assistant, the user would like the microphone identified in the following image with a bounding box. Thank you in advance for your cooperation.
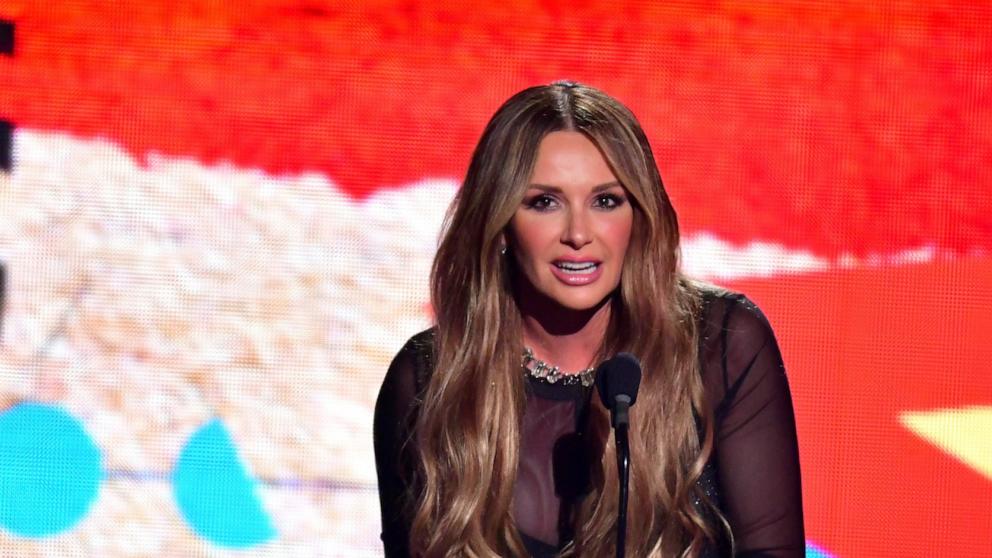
[595,353,642,558]
[596,352,642,428]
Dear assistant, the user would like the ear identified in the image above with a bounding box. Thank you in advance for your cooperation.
[500,230,512,255]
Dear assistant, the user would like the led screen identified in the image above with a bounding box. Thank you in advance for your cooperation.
[0,2,990,556]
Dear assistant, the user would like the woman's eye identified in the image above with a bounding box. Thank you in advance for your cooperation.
[525,195,558,211]
[594,193,626,209]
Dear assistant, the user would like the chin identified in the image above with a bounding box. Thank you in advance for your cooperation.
[548,290,614,312]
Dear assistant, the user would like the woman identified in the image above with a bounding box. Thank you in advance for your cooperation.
[374,82,804,557]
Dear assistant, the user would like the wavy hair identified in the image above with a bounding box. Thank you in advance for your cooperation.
[412,81,729,556]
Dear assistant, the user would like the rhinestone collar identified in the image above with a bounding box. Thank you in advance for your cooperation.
[521,347,596,387]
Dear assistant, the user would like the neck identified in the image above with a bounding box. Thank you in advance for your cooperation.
[515,281,613,372]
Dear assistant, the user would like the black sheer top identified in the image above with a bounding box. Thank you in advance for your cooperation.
[373,291,804,557]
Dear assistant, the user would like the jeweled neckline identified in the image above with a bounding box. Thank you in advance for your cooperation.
[521,347,596,387]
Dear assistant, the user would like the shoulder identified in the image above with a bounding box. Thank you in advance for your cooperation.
[692,283,785,405]
[695,283,777,347]
[397,327,436,362]
[390,327,437,393]
[376,328,437,426]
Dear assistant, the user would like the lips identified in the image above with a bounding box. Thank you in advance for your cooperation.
[554,260,599,273]
[550,259,603,285]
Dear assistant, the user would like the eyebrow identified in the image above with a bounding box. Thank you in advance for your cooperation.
[526,181,623,193]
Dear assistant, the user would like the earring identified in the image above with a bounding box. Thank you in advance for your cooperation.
[499,246,507,256]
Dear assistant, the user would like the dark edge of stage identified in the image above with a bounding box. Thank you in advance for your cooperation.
[1,18,13,172]
[1,19,12,339]
[0,19,14,55]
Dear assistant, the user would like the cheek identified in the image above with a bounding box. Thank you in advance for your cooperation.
[602,214,634,257]
[509,218,556,263]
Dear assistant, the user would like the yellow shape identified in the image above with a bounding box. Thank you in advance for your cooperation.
[900,406,992,481]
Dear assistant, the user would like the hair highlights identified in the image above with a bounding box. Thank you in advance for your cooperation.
[413,82,728,556]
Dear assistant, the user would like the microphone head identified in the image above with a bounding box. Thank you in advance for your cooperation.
[595,352,642,408]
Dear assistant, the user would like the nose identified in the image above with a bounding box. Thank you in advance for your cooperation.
[561,207,592,249]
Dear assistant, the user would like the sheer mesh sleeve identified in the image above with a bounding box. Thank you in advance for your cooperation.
[373,335,426,558]
[698,294,805,557]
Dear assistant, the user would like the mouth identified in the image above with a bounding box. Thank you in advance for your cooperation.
[552,260,600,275]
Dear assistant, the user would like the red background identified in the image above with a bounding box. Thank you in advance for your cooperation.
[2,1,990,555]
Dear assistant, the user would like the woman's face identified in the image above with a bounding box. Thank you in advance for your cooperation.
[508,131,634,312]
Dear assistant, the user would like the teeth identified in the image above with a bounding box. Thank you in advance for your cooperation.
[556,262,598,274]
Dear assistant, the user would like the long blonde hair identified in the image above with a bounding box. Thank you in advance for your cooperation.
[413,82,727,556]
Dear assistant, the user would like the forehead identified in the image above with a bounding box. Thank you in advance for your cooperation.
[528,131,619,188]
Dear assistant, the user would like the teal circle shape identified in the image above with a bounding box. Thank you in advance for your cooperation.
[806,541,835,558]
[0,402,102,537]
[173,418,275,548]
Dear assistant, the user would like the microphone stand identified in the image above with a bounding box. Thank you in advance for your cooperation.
[615,419,630,558]
[613,395,632,558]
[595,353,641,558]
